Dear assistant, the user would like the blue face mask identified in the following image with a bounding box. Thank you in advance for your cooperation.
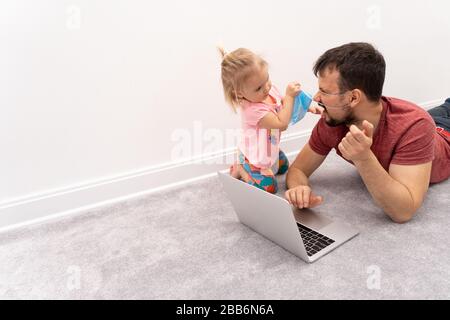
[290,91,312,125]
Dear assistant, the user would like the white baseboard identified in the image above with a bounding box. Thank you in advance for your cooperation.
[0,129,311,232]
[0,98,444,232]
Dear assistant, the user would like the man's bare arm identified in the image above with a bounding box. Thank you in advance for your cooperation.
[285,143,327,208]
[353,152,431,223]
[338,120,431,223]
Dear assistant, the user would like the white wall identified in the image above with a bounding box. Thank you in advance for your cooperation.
[1,0,449,227]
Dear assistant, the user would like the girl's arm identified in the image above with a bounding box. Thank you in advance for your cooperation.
[258,82,301,131]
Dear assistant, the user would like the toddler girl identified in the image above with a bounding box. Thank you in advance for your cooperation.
[218,47,308,193]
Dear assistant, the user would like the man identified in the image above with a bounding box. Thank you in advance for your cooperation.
[285,42,450,223]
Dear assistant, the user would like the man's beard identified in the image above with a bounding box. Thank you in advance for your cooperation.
[324,107,356,127]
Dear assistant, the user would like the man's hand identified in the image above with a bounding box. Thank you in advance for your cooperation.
[338,120,374,163]
[285,185,323,209]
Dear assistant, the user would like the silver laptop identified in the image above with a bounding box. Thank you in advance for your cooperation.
[218,171,359,263]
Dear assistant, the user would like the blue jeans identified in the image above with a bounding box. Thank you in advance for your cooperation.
[428,98,450,132]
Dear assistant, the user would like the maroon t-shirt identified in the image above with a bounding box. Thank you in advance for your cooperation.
[309,96,450,183]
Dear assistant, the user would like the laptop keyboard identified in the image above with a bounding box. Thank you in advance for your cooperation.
[297,223,335,256]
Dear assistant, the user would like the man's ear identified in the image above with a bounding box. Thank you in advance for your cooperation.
[350,89,363,107]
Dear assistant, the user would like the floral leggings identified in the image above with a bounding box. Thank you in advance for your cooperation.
[238,150,289,194]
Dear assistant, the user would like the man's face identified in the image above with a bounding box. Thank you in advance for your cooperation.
[313,69,355,127]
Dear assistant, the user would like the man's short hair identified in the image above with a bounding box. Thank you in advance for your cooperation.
[313,42,386,102]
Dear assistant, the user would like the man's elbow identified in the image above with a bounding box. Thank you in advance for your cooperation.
[390,214,413,224]
[385,193,424,224]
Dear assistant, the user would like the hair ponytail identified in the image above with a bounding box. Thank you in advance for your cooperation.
[217,45,227,60]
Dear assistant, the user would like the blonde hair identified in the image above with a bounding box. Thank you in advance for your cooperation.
[218,46,268,112]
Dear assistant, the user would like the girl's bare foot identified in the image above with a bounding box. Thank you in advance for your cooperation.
[230,164,252,183]
[230,164,241,179]
[237,164,251,183]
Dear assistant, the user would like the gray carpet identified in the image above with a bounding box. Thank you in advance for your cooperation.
[0,152,449,300]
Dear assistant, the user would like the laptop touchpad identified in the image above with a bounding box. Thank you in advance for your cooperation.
[293,208,333,230]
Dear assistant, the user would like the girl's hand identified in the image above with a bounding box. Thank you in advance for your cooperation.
[285,82,301,98]
[308,103,324,115]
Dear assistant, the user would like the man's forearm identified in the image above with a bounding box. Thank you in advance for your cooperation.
[286,165,309,189]
[354,152,415,222]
